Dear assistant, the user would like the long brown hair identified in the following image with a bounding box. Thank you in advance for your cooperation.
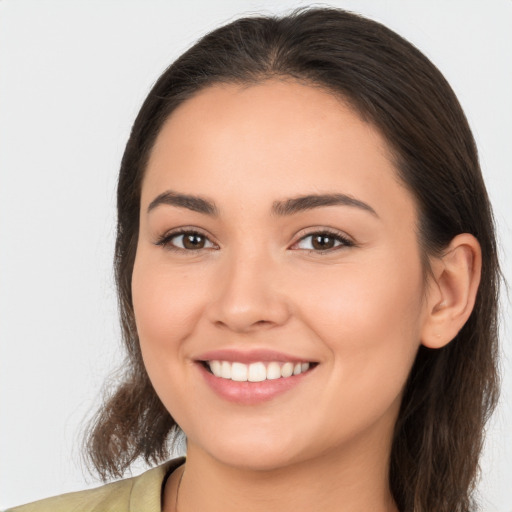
[85,8,500,511]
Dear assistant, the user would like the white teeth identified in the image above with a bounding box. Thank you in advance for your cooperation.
[210,360,222,377]
[281,362,294,378]
[207,360,312,381]
[221,361,231,379]
[266,362,281,380]
[231,362,248,381]
[248,362,266,382]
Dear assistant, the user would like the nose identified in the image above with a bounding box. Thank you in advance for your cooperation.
[206,249,291,333]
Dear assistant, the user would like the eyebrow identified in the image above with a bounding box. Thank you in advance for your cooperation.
[272,193,378,217]
[147,190,378,217]
[148,191,219,215]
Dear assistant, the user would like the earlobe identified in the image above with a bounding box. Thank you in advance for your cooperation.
[421,234,482,349]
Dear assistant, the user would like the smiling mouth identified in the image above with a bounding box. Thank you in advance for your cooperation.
[200,360,316,382]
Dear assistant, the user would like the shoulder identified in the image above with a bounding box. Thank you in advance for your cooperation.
[7,458,185,512]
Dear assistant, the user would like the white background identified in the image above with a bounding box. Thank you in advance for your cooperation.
[0,0,511,510]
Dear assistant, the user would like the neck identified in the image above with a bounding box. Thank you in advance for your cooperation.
[164,427,398,512]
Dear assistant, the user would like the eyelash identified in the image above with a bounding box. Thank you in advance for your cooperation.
[155,228,355,254]
[155,229,217,252]
[292,229,355,252]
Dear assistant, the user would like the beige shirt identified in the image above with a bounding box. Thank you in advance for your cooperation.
[7,458,185,512]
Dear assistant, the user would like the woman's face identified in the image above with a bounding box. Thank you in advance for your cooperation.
[132,80,431,471]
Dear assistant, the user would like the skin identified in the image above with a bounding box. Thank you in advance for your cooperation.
[131,80,480,512]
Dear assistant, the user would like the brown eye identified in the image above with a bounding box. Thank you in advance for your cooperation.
[182,233,207,249]
[311,234,336,250]
[294,231,353,252]
[157,231,216,251]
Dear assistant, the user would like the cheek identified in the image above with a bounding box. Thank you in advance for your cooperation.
[131,255,213,421]
[301,258,422,328]
[131,256,206,357]
[289,259,425,440]
[295,256,425,384]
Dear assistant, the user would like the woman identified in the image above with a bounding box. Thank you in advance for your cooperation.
[9,6,500,512]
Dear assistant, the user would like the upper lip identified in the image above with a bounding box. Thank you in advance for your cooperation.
[195,349,316,364]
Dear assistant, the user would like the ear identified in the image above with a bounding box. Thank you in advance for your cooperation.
[421,233,482,349]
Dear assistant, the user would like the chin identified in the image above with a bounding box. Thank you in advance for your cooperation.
[190,428,308,471]
[214,445,300,472]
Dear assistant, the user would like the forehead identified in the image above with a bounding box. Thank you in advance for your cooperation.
[142,80,416,227]
[149,80,391,170]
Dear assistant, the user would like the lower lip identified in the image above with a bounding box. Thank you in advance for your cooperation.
[197,363,313,405]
